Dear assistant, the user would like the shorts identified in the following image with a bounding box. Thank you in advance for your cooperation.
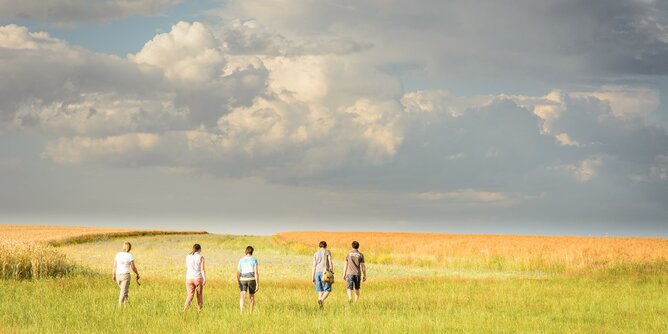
[315,272,332,292]
[239,280,257,294]
[346,275,361,290]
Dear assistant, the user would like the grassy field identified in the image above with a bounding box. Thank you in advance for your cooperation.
[0,231,667,333]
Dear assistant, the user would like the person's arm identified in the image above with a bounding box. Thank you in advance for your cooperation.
[237,260,241,282]
[130,260,139,278]
[342,257,348,280]
[254,263,260,292]
[361,262,367,282]
[200,256,206,286]
[112,259,117,281]
[328,252,334,273]
[311,257,317,284]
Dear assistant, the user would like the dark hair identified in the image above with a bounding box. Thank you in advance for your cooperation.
[352,241,359,249]
[245,245,254,255]
[191,243,201,255]
[319,241,327,248]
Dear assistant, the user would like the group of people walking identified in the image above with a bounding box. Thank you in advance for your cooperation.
[112,240,366,312]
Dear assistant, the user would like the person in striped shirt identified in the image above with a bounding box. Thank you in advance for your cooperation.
[237,245,259,314]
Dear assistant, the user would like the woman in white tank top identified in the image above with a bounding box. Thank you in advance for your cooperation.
[183,243,206,311]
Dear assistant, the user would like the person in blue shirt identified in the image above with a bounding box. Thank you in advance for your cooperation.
[237,245,259,314]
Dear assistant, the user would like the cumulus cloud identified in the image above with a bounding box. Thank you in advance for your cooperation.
[0,0,181,22]
[133,22,225,83]
[2,9,668,225]
[217,0,668,80]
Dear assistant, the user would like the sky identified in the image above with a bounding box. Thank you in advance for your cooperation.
[1,0,667,236]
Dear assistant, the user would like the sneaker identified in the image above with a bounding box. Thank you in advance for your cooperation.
[318,300,323,309]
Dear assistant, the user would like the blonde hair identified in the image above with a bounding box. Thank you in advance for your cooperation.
[122,242,132,252]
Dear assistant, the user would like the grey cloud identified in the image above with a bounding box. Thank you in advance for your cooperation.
[0,0,181,22]
[221,0,668,81]
[219,20,373,56]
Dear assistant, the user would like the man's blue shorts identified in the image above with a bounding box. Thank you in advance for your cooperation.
[315,272,332,292]
[346,275,361,290]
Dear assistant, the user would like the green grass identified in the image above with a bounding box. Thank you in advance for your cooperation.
[0,234,666,333]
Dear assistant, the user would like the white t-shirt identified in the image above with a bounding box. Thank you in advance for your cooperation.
[115,252,134,275]
[186,252,203,279]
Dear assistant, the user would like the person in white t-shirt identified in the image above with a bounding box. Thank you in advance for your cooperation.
[112,242,140,305]
[184,243,206,311]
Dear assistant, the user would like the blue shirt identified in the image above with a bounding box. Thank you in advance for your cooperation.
[237,256,258,281]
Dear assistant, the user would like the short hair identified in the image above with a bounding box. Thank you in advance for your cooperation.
[319,241,327,248]
[352,241,359,249]
[245,245,254,255]
[191,243,201,254]
[122,242,132,252]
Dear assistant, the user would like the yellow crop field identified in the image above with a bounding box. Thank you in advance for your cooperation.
[0,224,207,279]
[276,232,668,272]
[0,224,207,245]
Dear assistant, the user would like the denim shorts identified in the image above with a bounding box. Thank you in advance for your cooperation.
[315,272,332,292]
[346,275,361,290]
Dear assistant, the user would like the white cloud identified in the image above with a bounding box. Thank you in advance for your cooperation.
[133,22,225,83]
[408,190,540,207]
[12,94,188,136]
[0,24,58,49]
[43,133,162,166]
[571,85,661,123]
[555,133,581,147]
[552,156,604,183]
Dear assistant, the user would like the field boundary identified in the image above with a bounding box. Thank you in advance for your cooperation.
[48,230,208,247]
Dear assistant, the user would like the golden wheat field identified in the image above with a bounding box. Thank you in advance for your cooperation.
[0,224,207,245]
[276,231,668,272]
[0,225,206,279]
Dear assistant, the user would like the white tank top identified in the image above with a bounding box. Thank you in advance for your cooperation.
[185,252,203,279]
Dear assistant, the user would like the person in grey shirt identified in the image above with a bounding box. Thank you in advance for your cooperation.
[311,240,333,309]
[342,241,367,303]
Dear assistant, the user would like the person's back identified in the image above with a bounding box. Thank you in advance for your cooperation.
[311,241,333,309]
[345,249,364,276]
[186,252,203,280]
[313,248,331,273]
[343,241,366,303]
[183,244,206,311]
[115,251,133,275]
[237,246,259,313]
[112,242,139,306]
[238,255,258,281]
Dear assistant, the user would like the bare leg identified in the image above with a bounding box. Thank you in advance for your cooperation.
[321,291,330,302]
[240,291,246,314]
[249,294,255,313]
[347,289,353,302]
[354,289,360,302]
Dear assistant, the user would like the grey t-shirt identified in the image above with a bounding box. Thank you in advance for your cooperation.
[345,250,365,276]
[313,249,331,272]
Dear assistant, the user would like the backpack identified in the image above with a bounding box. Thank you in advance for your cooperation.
[322,251,335,284]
